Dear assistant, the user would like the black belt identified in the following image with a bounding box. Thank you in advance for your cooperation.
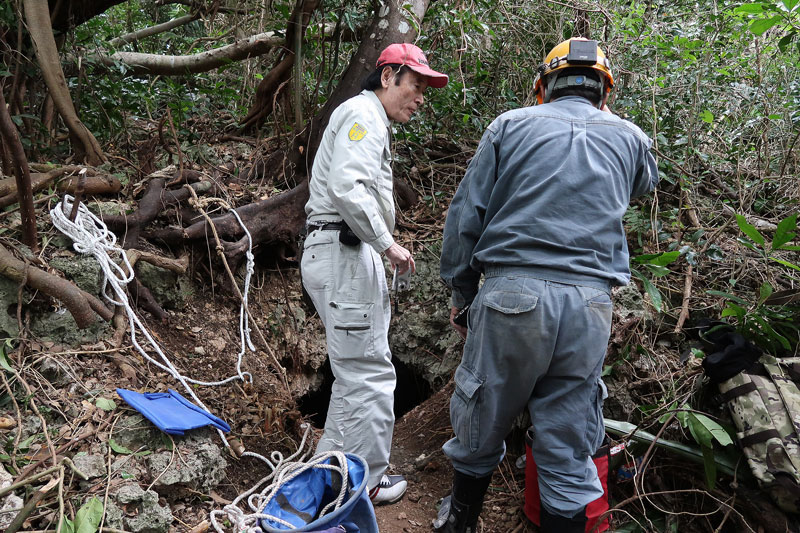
[307,222,343,232]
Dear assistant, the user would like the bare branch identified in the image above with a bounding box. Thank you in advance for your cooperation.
[108,13,200,48]
[70,23,334,77]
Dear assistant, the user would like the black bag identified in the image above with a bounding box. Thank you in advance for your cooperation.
[338,220,361,246]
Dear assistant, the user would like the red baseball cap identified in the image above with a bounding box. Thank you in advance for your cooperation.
[376,43,449,88]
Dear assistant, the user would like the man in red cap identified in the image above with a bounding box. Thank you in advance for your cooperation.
[301,43,448,504]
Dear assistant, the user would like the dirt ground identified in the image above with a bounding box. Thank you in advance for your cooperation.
[137,267,538,533]
[372,381,537,533]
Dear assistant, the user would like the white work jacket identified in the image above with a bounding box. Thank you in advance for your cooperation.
[305,90,395,253]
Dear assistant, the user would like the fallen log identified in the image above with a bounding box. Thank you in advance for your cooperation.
[148,179,308,257]
[0,243,113,328]
[0,167,122,209]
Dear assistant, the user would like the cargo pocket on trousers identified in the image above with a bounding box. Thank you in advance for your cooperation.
[329,302,374,359]
[451,365,485,453]
[584,378,608,455]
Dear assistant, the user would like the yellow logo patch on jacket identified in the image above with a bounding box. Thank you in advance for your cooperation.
[348,123,367,141]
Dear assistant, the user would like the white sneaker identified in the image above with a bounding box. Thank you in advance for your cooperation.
[369,474,408,504]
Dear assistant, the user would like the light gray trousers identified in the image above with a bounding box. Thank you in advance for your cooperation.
[301,227,395,488]
[443,269,611,516]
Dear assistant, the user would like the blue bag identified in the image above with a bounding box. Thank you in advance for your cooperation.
[116,388,231,435]
[259,453,378,533]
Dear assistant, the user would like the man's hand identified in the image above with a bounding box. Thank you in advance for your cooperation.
[450,306,467,339]
[384,242,416,275]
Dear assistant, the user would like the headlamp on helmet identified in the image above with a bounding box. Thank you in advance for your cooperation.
[533,38,614,107]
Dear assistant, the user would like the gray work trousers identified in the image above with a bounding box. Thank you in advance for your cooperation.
[443,269,611,516]
[301,227,395,488]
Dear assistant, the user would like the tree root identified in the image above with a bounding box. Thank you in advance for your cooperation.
[129,278,168,322]
[0,243,113,328]
[100,176,215,249]
[148,179,308,267]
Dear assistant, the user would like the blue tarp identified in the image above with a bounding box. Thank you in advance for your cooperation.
[116,388,230,435]
[259,454,378,533]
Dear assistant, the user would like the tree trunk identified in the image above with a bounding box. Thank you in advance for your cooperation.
[22,0,106,166]
[0,85,37,250]
[240,0,322,131]
[291,0,431,177]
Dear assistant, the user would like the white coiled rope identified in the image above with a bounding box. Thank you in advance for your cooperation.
[49,195,258,445]
[210,425,352,533]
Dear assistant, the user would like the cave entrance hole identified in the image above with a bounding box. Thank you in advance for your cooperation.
[298,356,433,428]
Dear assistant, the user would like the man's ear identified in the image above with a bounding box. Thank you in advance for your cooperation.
[380,66,395,89]
[599,87,610,110]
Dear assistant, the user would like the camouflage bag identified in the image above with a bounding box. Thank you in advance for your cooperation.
[716,355,800,513]
[699,321,800,513]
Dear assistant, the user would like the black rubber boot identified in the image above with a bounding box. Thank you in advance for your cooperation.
[434,470,493,533]
[539,505,587,533]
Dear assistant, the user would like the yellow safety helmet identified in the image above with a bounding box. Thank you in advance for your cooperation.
[533,38,614,105]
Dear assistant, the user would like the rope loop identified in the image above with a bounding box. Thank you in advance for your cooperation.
[49,195,258,446]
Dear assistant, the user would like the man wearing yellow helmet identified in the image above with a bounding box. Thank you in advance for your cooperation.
[436,38,658,532]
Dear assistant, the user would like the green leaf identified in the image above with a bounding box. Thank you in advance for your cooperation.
[633,251,681,266]
[0,349,13,373]
[661,402,680,424]
[752,315,791,350]
[772,231,797,250]
[706,290,749,306]
[734,3,766,13]
[633,269,663,312]
[689,412,733,447]
[160,432,174,451]
[721,303,745,319]
[700,110,714,123]
[645,264,671,277]
[775,213,798,233]
[782,0,798,11]
[690,348,705,359]
[75,497,104,533]
[778,33,796,53]
[736,215,765,246]
[750,15,781,35]
[737,238,761,254]
[109,439,134,455]
[772,213,797,250]
[701,444,717,489]
[18,434,37,451]
[758,282,774,305]
[770,258,800,271]
[94,398,116,411]
[60,517,75,533]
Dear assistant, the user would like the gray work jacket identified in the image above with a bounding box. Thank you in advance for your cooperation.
[441,96,659,308]
[305,90,395,253]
